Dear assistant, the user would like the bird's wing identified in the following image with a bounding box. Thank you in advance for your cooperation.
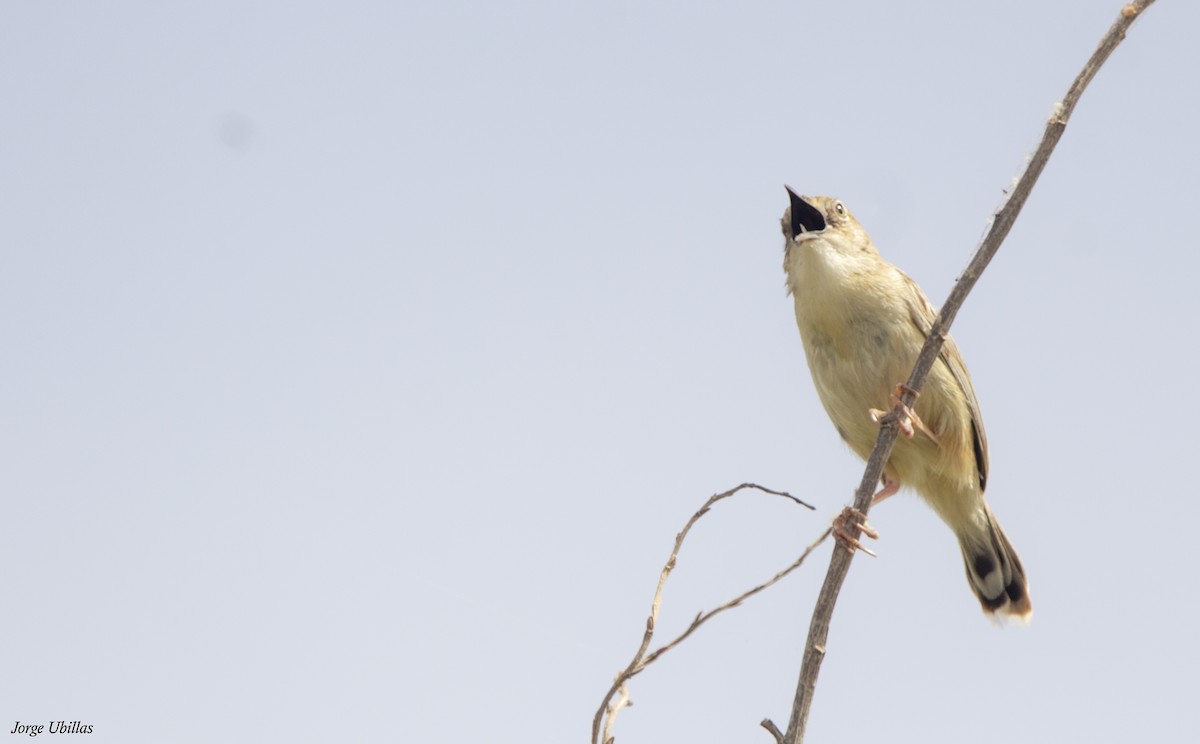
[900,270,990,492]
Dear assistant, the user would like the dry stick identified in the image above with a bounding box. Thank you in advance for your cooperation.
[640,526,832,670]
[592,483,815,744]
[773,3,1157,743]
[602,527,829,744]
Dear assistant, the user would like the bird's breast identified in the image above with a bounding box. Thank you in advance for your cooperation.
[793,287,921,458]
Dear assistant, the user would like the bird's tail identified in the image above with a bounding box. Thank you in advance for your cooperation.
[958,506,1032,621]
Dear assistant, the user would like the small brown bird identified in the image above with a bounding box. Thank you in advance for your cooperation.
[781,187,1031,620]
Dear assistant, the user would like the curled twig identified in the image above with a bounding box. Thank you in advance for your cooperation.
[592,483,816,744]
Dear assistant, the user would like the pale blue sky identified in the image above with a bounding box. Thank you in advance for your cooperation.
[2,1,1197,742]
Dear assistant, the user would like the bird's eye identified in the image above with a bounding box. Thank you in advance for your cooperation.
[834,202,846,215]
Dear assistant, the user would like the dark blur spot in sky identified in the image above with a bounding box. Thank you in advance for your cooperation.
[216,112,258,151]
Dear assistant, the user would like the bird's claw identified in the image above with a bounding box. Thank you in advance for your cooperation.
[870,384,938,444]
[833,507,879,557]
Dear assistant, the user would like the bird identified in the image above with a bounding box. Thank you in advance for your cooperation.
[781,186,1031,620]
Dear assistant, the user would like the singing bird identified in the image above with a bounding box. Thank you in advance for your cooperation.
[781,187,1031,620]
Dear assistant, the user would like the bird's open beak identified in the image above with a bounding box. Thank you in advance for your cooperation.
[785,186,826,235]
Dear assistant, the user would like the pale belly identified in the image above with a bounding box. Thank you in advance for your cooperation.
[801,318,976,495]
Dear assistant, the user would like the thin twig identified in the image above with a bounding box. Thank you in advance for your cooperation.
[639,527,831,669]
[592,483,815,744]
[601,684,631,744]
[761,719,786,744]
[777,3,1157,742]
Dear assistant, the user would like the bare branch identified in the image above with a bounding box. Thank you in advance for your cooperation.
[601,684,631,744]
[592,483,814,744]
[761,718,786,744]
[781,2,1157,742]
[639,527,831,669]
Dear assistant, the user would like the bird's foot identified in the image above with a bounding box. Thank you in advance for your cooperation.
[872,474,900,505]
[870,384,939,444]
[832,507,879,557]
